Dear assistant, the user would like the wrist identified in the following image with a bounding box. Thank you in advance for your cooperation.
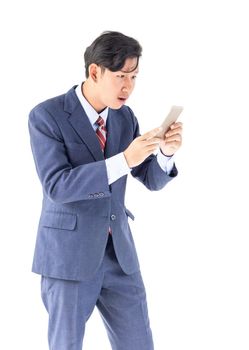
[123,151,132,168]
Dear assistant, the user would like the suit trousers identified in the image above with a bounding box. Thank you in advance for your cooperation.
[41,235,154,350]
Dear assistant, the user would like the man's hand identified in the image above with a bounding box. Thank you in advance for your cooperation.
[124,127,162,168]
[159,122,183,156]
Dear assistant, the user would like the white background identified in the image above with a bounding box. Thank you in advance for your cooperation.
[0,0,249,349]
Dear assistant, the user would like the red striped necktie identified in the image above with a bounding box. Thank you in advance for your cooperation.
[96,116,107,152]
[96,116,112,234]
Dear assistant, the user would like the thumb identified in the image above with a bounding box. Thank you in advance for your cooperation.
[140,127,162,141]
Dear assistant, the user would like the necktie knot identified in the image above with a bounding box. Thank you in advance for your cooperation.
[96,116,105,128]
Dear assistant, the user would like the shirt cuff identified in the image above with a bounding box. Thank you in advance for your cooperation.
[157,150,175,174]
[105,153,131,185]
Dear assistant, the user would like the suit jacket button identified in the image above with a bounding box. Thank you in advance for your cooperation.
[110,214,116,221]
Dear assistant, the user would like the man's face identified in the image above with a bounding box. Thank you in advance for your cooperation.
[96,57,139,110]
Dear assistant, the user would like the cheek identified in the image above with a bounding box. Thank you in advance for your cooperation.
[101,84,116,104]
[106,81,120,96]
[99,81,110,95]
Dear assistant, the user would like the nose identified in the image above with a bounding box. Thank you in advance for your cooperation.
[122,77,133,93]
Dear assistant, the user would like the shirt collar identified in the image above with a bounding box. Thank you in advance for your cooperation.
[75,83,109,127]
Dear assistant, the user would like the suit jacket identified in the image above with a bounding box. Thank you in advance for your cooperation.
[28,86,178,281]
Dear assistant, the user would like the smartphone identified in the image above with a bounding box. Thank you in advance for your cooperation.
[157,106,183,139]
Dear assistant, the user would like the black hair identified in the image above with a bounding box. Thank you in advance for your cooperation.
[84,31,142,78]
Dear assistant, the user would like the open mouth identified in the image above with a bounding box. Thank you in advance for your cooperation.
[118,97,127,102]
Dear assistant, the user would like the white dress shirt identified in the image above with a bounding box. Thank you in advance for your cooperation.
[75,84,175,185]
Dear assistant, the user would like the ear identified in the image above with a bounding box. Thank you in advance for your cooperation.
[88,63,101,83]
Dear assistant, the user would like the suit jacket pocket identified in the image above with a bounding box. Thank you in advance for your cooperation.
[42,211,77,231]
[125,207,135,221]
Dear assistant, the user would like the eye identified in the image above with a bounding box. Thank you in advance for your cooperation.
[132,75,137,80]
[116,74,125,78]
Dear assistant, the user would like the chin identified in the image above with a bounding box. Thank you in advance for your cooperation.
[109,102,124,110]
[111,106,123,110]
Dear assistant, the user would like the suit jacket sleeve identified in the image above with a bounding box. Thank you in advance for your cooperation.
[28,105,111,204]
[130,109,178,191]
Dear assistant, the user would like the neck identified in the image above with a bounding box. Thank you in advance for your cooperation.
[82,80,106,113]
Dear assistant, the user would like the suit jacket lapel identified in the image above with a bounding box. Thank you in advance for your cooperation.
[65,87,104,161]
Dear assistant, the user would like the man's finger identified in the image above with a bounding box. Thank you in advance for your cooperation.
[144,137,161,145]
[140,127,162,141]
[169,122,183,129]
[166,129,182,137]
[165,134,182,143]
[145,145,160,154]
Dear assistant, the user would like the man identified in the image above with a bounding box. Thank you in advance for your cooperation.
[29,31,182,350]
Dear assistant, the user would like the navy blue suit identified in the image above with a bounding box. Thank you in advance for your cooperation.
[29,86,178,349]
